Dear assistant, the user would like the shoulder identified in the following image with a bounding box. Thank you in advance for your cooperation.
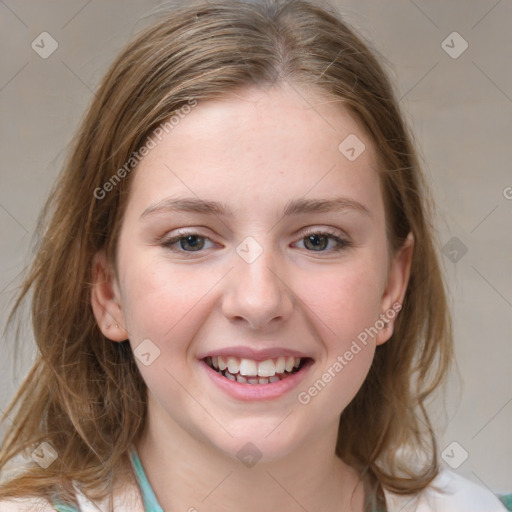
[0,470,142,512]
[384,469,508,511]
[0,483,141,512]
[0,497,57,511]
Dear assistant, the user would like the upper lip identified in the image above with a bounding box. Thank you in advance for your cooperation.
[198,345,313,362]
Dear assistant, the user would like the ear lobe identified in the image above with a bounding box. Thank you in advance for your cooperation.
[375,231,414,346]
[90,249,129,342]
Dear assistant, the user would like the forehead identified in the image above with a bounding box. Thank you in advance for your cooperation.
[126,83,383,220]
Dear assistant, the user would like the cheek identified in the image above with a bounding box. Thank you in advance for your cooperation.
[306,345,375,420]
[119,259,218,406]
[119,255,219,356]
[296,257,386,345]
[311,257,386,411]
[296,264,380,416]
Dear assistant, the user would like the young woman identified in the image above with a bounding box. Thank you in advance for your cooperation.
[0,0,510,510]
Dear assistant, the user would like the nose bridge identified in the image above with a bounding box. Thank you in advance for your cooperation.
[221,235,293,328]
[237,245,280,294]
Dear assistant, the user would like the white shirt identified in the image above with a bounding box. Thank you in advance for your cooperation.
[383,469,508,511]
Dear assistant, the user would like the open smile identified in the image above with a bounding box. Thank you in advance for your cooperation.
[204,355,308,384]
[199,355,314,401]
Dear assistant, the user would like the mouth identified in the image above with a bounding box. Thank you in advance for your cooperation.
[202,355,311,385]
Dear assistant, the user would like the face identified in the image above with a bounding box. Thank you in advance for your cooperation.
[92,83,413,462]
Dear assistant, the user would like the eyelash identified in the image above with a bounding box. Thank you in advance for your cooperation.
[160,229,352,255]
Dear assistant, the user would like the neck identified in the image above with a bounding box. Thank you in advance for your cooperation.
[134,394,365,512]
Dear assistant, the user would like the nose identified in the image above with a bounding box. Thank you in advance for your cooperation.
[221,245,294,330]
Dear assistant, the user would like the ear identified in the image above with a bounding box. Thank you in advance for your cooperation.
[375,231,414,346]
[90,249,129,342]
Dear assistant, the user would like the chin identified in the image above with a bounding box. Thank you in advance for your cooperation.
[203,420,307,466]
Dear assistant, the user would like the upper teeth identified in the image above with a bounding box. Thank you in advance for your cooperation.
[211,356,301,377]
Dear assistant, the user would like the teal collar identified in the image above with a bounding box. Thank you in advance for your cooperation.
[128,447,164,512]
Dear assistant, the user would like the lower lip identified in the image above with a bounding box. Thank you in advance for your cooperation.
[199,359,314,401]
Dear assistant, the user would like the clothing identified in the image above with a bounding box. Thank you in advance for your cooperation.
[52,449,512,512]
[1,448,510,511]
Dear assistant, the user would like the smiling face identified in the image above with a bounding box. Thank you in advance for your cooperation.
[92,83,413,463]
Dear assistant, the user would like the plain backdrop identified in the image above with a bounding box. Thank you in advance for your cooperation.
[1,0,511,493]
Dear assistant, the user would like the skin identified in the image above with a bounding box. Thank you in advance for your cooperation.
[91,82,414,511]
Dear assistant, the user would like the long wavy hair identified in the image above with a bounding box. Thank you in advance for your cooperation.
[0,0,453,507]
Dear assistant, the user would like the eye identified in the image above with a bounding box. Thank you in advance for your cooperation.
[160,228,351,255]
[294,229,351,253]
[161,231,215,253]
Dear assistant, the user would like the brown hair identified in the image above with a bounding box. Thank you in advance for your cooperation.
[0,0,453,507]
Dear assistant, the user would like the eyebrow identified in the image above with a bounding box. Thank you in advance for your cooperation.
[140,196,371,219]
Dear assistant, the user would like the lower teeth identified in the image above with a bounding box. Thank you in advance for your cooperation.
[218,368,298,384]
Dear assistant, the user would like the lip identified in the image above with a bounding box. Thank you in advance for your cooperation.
[199,357,314,402]
[197,345,312,362]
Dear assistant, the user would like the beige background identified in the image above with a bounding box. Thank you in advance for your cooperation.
[1,0,511,493]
